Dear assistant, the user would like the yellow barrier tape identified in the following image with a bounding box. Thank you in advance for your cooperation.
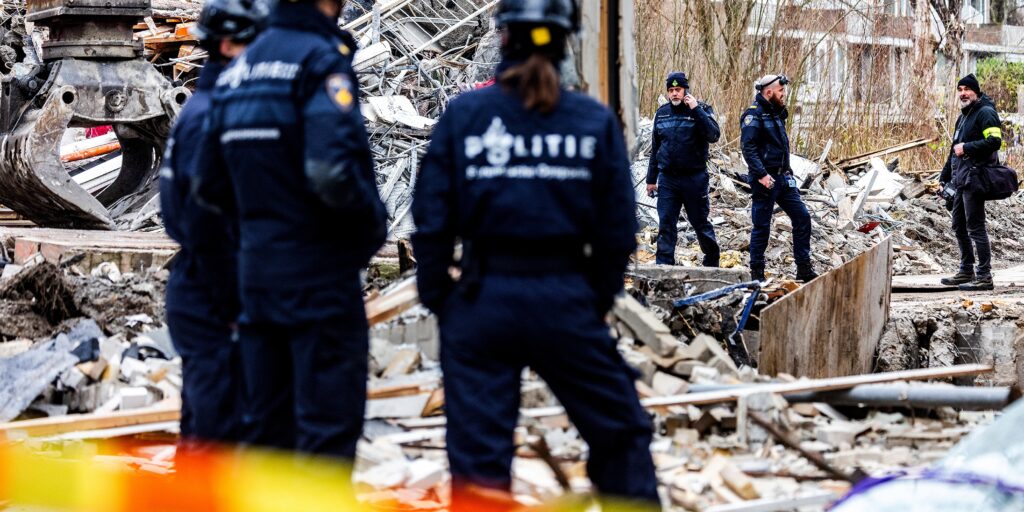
[0,442,658,511]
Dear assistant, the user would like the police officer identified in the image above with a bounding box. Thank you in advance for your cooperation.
[740,74,817,282]
[939,74,1001,292]
[159,0,267,445]
[647,72,721,266]
[195,0,387,458]
[411,0,659,508]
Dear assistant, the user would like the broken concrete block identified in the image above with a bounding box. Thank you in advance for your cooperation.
[70,382,117,412]
[613,294,680,356]
[620,347,656,385]
[736,392,777,446]
[673,428,700,446]
[365,394,432,419]
[120,357,150,382]
[816,422,870,448]
[652,371,689,396]
[404,459,446,490]
[76,357,108,381]
[718,458,760,500]
[119,387,152,410]
[672,360,708,377]
[355,458,410,489]
[59,367,88,390]
[689,365,720,384]
[679,334,739,375]
[382,348,421,379]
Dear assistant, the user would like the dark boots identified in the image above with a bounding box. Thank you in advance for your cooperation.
[959,275,994,291]
[796,262,819,283]
[940,270,974,286]
[750,264,765,282]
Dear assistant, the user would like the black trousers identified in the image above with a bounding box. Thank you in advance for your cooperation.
[952,189,991,277]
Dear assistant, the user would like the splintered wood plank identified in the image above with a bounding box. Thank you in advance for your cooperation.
[0,403,180,439]
[758,237,894,378]
[365,277,419,326]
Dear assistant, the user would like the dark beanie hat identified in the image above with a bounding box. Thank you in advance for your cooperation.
[666,72,689,90]
[958,74,982,95]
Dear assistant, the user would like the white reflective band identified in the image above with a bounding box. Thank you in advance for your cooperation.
[221,128,281,144]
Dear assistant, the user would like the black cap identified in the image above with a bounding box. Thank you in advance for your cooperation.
[495,0,579,32]
[957,73,982,95]
[666,72,688,90]
[193,0,271,45]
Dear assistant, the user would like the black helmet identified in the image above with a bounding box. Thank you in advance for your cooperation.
[193,0,271,45]
[495,0,579,32]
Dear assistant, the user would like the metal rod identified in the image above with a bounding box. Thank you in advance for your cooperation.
[688,383,1013,410]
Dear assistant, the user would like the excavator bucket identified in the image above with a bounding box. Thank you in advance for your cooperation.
[0,0,189,229]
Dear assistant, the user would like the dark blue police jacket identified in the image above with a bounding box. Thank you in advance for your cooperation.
[646,101,720,183]
[740,94,792,179]
[160,61,240,322]
[195,2,386,323]
[412,62,638,313]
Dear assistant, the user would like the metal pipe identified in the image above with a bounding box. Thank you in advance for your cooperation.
[687,383,1013,410]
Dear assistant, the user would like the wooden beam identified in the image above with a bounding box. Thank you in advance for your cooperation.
[0,403,180,440]
[835,138,934,169]
[365,276,419,326]
[758,237,893,378]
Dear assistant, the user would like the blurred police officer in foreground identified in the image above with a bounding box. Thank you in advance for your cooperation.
[196,0,387,458]
[160,0,267,446]
[647,71,721,267]
[411,0,660,509]
[740,74,817,282]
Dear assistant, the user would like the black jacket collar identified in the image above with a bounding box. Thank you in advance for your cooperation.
[197,61,225,92]
[271,2,357,49]
[755,94,788,119]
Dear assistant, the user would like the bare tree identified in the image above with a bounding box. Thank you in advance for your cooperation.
[929,0,966,81]
[910,0,939,135]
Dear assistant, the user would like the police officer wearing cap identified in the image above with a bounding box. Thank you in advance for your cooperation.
[195,0,387,458]
[647,71,721,267]
[160,0,267,445]
[740,74,817,282]
[411,0,659,508]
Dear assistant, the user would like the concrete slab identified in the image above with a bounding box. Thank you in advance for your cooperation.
[0,227,178,273]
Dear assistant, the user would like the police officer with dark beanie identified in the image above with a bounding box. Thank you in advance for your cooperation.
[195,0,387,458]
[160,0,267,446]
[647,71,721,267]
[411,0,659,509]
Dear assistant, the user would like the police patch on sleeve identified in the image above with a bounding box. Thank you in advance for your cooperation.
[326,73,355,113]
[744,115,754,126]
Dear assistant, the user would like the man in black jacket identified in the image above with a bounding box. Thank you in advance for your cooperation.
[939,74,1002,291]
[646,72,721,266]
[740,74,816,282]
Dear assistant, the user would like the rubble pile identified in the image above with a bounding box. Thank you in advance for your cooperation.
[633,121,1024,278]
[341,0,500,239]
[348,298,1005,510]
[0,259,175,422]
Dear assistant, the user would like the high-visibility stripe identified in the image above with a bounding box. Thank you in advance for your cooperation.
[983,126,1003,139]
